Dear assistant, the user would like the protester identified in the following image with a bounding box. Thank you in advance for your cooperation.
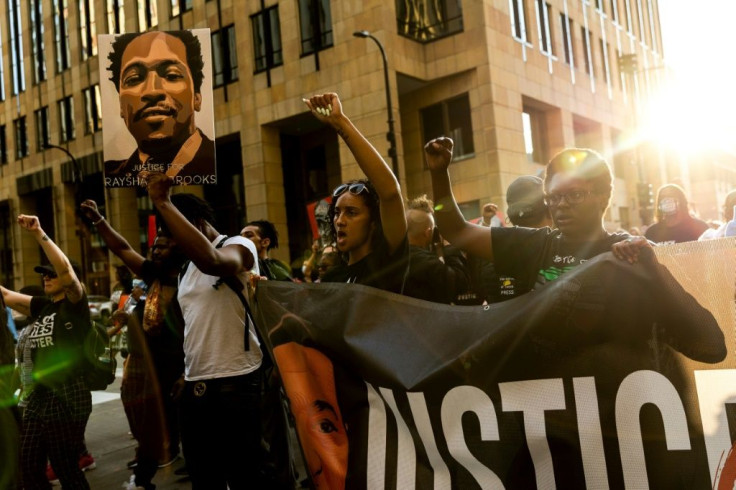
[402,195,470,304]
[303,93,408,293]
[0,291,20,489]
[140,177,262,490]
[645,184,708,244]
[479,202,504,227]
[1,215,92,489]
[699,189,736,240]
[476,174,554,303]
[426,140,651,298]
[81,198,189,489]
[241,220,293,281]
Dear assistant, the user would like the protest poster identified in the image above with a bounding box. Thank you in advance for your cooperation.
[255,239,736,489]
[98,29,216,187]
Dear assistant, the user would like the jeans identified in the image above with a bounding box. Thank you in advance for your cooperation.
[180,370,262,490]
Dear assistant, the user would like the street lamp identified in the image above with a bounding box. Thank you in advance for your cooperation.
[353,30,399,178]
[44,143,87,281]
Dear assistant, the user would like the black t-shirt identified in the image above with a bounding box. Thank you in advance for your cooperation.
[322,237,409,294]
[491,227,630,298]
[403,245,470,304]
[29,293,91,387]
[645,217,709,244]
[138,260,184,376]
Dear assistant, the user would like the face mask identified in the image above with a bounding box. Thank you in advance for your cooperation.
[659,197,678,216]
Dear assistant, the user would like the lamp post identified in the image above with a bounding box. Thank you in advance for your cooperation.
[44,143,87,282]
[353,30,399,178]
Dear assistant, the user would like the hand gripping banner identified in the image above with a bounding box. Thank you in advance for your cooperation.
[254,239,736,489]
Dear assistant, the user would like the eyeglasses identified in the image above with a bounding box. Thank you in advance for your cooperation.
[332,183,370,198]
[41,271,57,279]
[543,190,593,207]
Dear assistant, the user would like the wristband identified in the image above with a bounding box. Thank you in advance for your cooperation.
[92,216,105,226]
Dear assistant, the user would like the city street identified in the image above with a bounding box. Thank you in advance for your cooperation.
[81,361,191,490]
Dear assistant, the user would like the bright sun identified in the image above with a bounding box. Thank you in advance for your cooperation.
[648,1,736,157]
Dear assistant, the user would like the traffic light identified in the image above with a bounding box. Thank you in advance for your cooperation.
[637,182,654,208]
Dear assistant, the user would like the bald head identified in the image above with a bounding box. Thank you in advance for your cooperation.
[407,209,435,248]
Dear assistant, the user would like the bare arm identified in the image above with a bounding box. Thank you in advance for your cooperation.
[142,172,254,277]
[1,286,32,317]
[425,138,493,261]
[80,199,145,275]
[305,93,407,254]
[17,215,84,303]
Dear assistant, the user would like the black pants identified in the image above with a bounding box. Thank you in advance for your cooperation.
[21,378,91,490]
[180,370,262,490]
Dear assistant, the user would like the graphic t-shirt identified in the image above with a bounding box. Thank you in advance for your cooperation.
[492,227,630,298]
[28,294,91,388]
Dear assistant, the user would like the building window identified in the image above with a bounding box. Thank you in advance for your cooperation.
[53,0,71,72]
[212,25,239,87]
[299,0,333,54]
[106,0,125,34]
[510,0,530,43]
[138,0,158,30]
[59,96,75,142]
[536,0,554,56]
[83,85,102,134]
[624,0,632,34]
[396,0,463,42]
[8,0,25,94]
[521,107,547,164]
[79,0,98,60]
[35,106,50,150]
[14,117,28,159]
[171,0,192,17]
[610,0,619,23]
[581,27,593,76]
[29,0,46,83]
[595,0,604,13]
[0,126,7,164]
[421,94,475,160]
[600,39,611,86]
[251,6,283,73]
[560,13,575,66]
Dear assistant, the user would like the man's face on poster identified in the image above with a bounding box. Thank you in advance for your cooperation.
[118,32,201,155]
[274,342,348,489]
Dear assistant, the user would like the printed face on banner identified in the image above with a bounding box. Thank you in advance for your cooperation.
[274,342,348,489]
[99,30,216,188]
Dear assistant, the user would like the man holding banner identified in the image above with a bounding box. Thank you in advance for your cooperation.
[102,30,216,187]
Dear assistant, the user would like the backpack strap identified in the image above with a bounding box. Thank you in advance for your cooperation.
[213,236,254,351]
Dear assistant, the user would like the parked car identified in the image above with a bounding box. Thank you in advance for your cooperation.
[88,295,113,325]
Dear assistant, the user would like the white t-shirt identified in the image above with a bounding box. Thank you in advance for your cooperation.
[178,235,262,381]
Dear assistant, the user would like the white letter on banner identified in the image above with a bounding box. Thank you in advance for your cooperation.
[379,387,417,490]
[441,386,505,489]
[407,392,452,490]
[500,379,566,490]
[694,370,736,485]
[572,377,609,489]
[616,370,690,490]
[366,383,387,490]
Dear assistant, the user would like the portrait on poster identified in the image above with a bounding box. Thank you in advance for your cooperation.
[99,29,216,188]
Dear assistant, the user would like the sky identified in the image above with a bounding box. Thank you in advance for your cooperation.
[645,1,736,154]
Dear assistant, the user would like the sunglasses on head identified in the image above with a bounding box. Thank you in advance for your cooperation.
[332,183,370,198]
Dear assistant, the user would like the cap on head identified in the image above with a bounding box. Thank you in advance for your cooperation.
[34,260,82,277]
[506,175,546,224]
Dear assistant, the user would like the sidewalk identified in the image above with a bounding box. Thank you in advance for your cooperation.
[81,362,191,490]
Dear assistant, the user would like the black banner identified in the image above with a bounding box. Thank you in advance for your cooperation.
[255,248,734,489]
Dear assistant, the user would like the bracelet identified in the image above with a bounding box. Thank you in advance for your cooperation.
[92,216,105,226]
